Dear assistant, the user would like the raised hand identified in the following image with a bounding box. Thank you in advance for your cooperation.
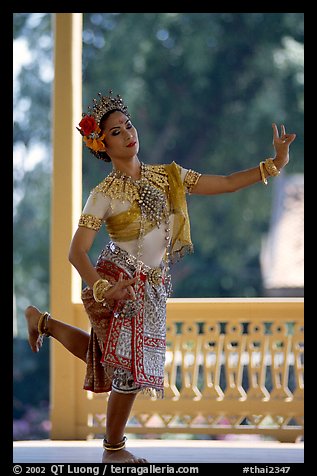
[272,123,296,169]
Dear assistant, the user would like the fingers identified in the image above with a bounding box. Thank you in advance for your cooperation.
[117,274,136,286]
[280,124,288,142]
[284,133,296,144]
[127,285,136,300]
[280,123,296,144]
[281,124,286,137]
[272,123,279,141]
[123,278,137,300]
[114,274,137,300]
[272,123,296,144]
[120,277,138,287]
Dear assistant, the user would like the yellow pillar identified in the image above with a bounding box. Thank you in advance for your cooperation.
[50,12,82,439]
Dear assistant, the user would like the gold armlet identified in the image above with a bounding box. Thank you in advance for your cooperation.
[92,278,113,303]
[184,169,202,194]
[78,214,103,231]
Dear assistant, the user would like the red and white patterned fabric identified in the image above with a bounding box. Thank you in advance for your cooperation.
[82,242,168,398]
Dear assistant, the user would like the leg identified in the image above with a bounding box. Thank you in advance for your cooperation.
[25,305,89,362]
[102,390,148,463]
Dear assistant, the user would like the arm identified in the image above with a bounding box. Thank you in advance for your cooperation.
[68,226,102,289]
[69,189,139,305]
[69,226,137,301]
[191,123,296,195]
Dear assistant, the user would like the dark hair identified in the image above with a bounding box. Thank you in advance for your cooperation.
[89,109,128,163]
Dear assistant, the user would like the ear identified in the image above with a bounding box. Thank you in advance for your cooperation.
[100,135,108,152]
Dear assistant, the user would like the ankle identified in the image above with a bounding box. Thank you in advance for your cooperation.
[103,435,127,451]
[38,312,52,337]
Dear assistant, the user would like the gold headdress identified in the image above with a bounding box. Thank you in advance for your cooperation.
[87,90,130,124]
[76,90,130,159]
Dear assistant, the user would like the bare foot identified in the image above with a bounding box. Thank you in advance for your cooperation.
[102,449,148,463]
[24,305,44,353]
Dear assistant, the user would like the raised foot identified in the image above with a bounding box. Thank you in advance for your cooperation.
[24,305,44,353]
[102,449,148,463]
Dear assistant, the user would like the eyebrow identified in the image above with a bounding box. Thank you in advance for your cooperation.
[109,119,130,131]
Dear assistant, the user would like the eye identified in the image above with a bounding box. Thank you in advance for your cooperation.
[127,123,133,129]
[111,130,120,136]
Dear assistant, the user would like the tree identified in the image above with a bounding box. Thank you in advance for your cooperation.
[81,12,304,296]
[14,13,304,323]
[14,13,53,335]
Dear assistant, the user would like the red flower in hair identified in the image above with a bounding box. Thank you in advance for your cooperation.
[78,115,98,136]
[77,114,106,152]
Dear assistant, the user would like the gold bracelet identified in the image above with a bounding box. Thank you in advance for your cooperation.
[93,278,113,303]
[259,161,268,185]
[264,158,280,177]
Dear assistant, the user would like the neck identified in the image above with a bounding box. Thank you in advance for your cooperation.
[111,156,141,179]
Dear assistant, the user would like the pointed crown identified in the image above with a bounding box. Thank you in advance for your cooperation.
[86,89,130,125]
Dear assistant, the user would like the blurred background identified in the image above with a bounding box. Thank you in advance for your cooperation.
[13,12,304,440]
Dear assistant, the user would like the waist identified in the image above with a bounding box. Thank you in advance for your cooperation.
[97,241,165,286]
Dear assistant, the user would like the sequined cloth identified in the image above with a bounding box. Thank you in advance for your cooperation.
[82,242,169,398]
[80,162,201,398]
[79,162,201,264]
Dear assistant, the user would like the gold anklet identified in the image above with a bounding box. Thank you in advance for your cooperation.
[37,312,51,337]
[103,435,127,451]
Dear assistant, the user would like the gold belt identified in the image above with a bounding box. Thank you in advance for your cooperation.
[147,267,163,286]
[109,242,164,286]
[124,257,163,286]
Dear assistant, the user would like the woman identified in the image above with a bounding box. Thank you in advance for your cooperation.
[25,90,296,463]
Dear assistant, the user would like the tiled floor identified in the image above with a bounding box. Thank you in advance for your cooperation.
[13,439,304,464]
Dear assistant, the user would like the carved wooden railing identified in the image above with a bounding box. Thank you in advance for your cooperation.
[64,298,304,442]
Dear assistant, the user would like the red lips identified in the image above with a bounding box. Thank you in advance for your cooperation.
[127,141,137,147]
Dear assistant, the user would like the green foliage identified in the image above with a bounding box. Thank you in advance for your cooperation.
[81,12,304,297]
[13,161,51,336]
[13,13,53,147]
[82,13,303,175]
[14,12,304,318]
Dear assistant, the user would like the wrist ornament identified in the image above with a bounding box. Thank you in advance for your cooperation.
[93,278,113,303]
[264,158,280,177]
[259,161,268,185]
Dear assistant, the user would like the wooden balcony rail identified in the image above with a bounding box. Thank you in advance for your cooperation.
[51,298,303,442]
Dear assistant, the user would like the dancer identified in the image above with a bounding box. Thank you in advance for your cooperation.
[25,89,296,463]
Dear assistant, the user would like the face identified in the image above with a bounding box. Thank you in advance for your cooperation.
[101,111,139,159]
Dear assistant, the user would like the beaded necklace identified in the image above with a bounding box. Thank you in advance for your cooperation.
[107,162,172,280]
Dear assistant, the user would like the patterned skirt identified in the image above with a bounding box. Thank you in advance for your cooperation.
[81,242,169,398]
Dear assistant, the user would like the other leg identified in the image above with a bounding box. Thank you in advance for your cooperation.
[25,305,89,362]
[102,390,148,463]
